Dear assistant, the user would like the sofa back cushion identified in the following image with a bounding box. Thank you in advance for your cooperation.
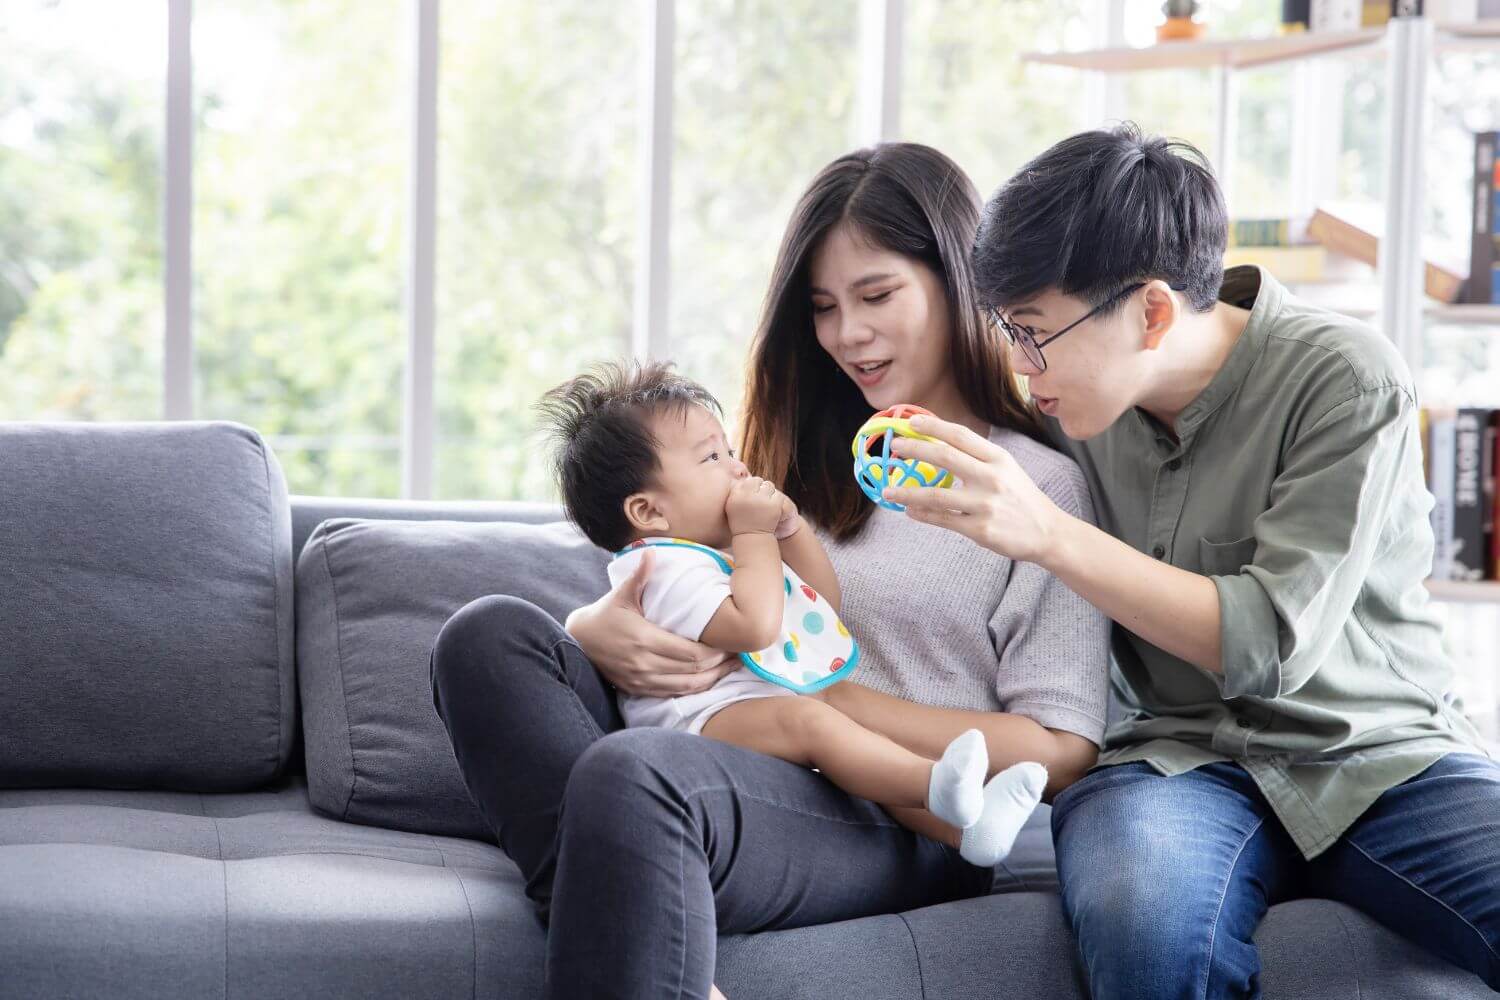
[0,421,296,790]
[295,517,607,839]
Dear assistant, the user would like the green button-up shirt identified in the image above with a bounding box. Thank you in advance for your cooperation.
[1045,265,1491,860]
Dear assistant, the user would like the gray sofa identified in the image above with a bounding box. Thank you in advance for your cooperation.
[1,420,1492,999]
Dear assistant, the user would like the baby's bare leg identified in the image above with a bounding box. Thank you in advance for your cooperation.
[702,696,935,810]
[885,805,962,849]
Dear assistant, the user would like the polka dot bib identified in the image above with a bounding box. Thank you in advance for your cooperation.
[613,537,861,695]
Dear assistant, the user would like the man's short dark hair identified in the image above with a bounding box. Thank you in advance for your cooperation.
[973,123,1227,316]
[535,359,721,552]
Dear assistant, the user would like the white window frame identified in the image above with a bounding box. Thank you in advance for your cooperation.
[163,0,192,422]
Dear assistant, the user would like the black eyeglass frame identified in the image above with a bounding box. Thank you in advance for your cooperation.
[987,281,1148,373]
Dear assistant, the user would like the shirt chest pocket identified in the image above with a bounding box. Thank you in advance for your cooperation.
[1198,534,1258,576]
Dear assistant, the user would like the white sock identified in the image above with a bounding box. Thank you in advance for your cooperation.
[960,761,1048,867]
[925,729,988,829]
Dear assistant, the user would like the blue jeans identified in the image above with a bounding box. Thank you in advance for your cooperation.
[427,595,992,1000]
[1052,756,1500,999]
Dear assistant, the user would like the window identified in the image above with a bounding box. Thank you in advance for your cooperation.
[667,0,860,428]
[5,0,1497,505]
[0,0,165,420]
[193,0,406,497]
[434,0,638,501]
[903,0,1093,197]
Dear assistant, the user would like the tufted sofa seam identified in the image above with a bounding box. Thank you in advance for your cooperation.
[209,807,229,1000]
[894,912,928,999]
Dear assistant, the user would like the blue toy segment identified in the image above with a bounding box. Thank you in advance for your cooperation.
[852,425,949,512]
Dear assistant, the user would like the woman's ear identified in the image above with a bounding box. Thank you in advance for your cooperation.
[1141,280,1180,351]
[624,492,670,536]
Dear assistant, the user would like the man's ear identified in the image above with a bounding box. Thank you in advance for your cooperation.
[1141,280,1180,351]
[624,491,670,536]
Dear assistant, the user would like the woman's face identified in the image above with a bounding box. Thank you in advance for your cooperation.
[808,224,960,416]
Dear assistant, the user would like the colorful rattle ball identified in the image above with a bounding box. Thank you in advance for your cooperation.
[851,404,954,511]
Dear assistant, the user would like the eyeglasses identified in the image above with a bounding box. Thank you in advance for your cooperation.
[987,282,1147,373]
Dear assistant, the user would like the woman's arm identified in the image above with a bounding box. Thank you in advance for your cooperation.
[564,549,740,697]
[821,682,1096,801]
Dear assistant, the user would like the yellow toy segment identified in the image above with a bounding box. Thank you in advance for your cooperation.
[851,403,955,508]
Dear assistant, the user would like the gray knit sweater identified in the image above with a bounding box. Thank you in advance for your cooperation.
[816,426,1111,745]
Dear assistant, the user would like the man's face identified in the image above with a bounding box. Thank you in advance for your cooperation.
[998,287,1154,441]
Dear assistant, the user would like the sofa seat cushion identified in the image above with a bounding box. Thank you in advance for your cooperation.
[3,779,1493,999]
[0,776,545,999]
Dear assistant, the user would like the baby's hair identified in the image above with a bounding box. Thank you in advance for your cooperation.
[535,359,722,551]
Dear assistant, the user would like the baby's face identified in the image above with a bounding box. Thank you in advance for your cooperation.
[643,404,747,549]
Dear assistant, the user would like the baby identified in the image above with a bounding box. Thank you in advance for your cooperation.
[537,359,1046,867]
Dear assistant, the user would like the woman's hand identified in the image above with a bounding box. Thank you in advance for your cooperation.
[565,548,740,697]
[879,413,1064,566]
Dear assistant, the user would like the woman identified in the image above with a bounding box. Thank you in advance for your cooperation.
[428,143,1111,1000]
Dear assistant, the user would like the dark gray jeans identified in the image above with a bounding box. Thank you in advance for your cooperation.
[428,594,990,1000]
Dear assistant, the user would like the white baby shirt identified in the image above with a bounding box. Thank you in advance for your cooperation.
[608,537,860,694]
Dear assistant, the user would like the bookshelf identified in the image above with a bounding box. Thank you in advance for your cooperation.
[1316,303,1500,325]
[1022,25,1385,71]
[1024,11,1500,606]
[1022,19,1500,72]
[1426,580,1500,604]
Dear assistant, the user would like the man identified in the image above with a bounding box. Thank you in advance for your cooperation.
[881,123,1499,998]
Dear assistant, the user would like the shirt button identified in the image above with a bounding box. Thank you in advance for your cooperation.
[1152,545,1165,559]
[1236,718,1253,729]
[1167,458,1182,471]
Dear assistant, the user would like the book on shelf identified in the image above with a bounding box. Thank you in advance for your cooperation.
[1420,405,1500,582]
[1428,407,1458,580]
[1467,131,1499,305]
[1454,408,1489,581]
[1296,0,1405,30]
[1281,0,1312,32]
[1223,245,1330,281]
[1486,411,1499,580]
[1355,0,1486,22]
[1306,202,1466,302]
[1227,217,1312,247]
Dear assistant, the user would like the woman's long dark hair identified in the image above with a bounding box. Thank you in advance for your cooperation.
[738,142,1044,542]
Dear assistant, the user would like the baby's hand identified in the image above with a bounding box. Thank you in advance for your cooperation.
[774,492,802,540]
[726,477,784,536]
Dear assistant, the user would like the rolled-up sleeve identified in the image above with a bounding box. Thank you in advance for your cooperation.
[991,465,1113,745]
[1213,386,1413,700]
